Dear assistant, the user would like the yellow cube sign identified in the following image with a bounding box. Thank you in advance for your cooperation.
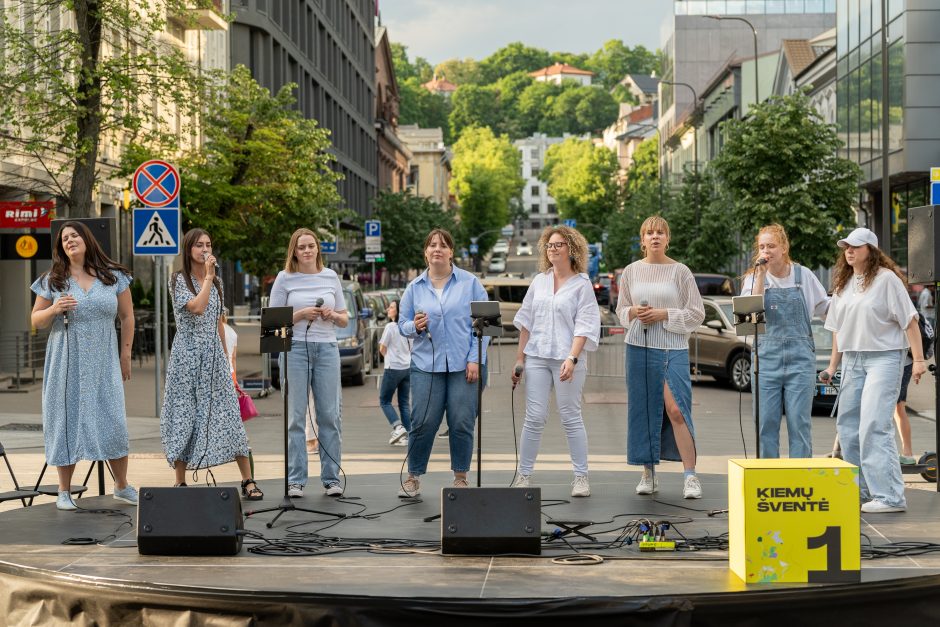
[728,458,860,583]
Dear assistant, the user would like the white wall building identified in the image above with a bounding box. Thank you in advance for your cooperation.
[514,134,577,233]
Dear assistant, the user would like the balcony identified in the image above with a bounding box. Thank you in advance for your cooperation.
[189,1,227,30]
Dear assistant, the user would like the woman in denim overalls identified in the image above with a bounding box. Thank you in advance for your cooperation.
[741,225,830,458]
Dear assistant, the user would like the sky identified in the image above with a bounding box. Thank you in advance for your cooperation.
[378,0,673,66]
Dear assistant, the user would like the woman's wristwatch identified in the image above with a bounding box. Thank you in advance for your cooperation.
[566,355,578,364]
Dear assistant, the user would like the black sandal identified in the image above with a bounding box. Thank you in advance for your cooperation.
[173,482,187,487]
[241,478,263,501]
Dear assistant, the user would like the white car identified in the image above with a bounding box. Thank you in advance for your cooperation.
[492,239,510,255]
[516,241,532,256]
[487,255,507,273]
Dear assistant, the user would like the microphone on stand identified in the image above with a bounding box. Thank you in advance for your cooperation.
[415,309,432,340]
[308,297,324,330]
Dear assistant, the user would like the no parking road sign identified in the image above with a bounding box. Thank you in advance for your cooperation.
[132,160,181,255]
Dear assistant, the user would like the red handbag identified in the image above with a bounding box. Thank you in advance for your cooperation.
[238,390,258,421]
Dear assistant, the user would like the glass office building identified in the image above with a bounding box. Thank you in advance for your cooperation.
[836,0,939,266]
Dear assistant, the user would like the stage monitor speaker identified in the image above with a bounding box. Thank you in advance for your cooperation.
[137,487,244,556]
[441,487,541,555]
[908,205,939,285]
[51,217,117,259]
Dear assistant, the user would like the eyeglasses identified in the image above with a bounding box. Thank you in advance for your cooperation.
[545,242,567,250]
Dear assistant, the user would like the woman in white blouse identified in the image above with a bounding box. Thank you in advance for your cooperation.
[821,228,925,514]
[616,216,705,499]
[510,226,600,497]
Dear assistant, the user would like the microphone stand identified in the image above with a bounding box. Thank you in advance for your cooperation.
[246,306,345,528]
[731,293,766,458]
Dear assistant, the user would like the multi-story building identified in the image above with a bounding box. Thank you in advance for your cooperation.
[659,0,835,183]
[529,63,594,87]
[230,0,377,229]
[603,103,657,179]
[835,0,940,266]
[514,135,566,233]
[375,27,411,193]
[398,126,451,208]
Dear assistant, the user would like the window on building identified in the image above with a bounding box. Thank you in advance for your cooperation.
[531,167,540,178]
[531,204,539,213]
[548,204,557,214]
[531,185,540,196]
[531,221,541,230]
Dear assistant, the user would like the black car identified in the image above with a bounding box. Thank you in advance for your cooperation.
[693,273,736,296]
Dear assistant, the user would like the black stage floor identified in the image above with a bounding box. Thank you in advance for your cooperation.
[2,470,940,625]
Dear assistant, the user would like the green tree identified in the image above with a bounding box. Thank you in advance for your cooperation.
[449,85,501,142]
[605,138,664,269]
[450,126,523,252]
[398,77,452,142]
[0,0,219,217]
[711,91,862,269]
[493,71,535,137]
[126,66,342,278]
[541,138,621,243]
[434,57,484,85]
[479,42,553,84]
[370,191,457,275]
[540,85,619,136]
[516,80,563,136]
[666,167,738,273]
[390,42,433,82]
[585,40,659,90]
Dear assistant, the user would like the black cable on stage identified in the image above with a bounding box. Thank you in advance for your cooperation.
[507,364,521,487]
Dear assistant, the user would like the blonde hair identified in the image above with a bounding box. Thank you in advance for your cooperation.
[537,225,589,274]
[639,215,670,255]
[284,228,323,273]
[743,223,792,277]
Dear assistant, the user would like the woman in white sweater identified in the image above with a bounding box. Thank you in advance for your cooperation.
[616,216,705,499]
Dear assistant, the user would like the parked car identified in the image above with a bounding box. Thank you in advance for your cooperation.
[693,273,736,296]
[810,318,841,415]
[492,239,510,255]
[689,296,752,391]
[516,240,532,256]
[593,274,612,307]
[487,254,507,273]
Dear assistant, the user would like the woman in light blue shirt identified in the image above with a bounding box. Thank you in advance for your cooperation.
[397,229,489,497]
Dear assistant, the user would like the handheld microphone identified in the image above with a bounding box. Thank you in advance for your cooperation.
[415,309,431,340]
[512,364,523,390]
[755,258,768,267]
[639,299,649,330]
[308,297,324,330]
[62,295,70,327]
[203,251,221,272]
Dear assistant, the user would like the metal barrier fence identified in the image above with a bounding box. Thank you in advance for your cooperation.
[0,331,48,392]
[479,327,625,378]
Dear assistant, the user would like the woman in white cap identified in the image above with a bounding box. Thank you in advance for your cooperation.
[821,227,926,514]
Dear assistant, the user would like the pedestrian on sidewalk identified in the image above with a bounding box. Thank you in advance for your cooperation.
[379,299,412,447]
[30,221,139,510]
[160,229,261,501]
[616,216,705,500]
[510,226,600,497]
[396,229,489,498]
[740,224,830,459]
[269,228,348,498]
[821,227,925,514]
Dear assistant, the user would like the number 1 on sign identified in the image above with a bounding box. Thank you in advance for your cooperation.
[806,526,859,583]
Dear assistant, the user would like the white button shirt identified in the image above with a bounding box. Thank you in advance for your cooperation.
[513,271,601,361]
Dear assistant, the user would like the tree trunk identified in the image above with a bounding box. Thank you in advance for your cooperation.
[67,1,104,218]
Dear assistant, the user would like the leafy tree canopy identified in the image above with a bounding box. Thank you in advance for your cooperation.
[390,42,433,82]
[605,138,665,270]
[434,58,485,85]
[399,77,452,143]
[585,40,659,91]
[449,85,501,141]
[370,191,457,275]
[711,91,862,269]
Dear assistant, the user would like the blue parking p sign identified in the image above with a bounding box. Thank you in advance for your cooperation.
[564,218,577,228]
[365,220,381,237]
[469,243,479,254]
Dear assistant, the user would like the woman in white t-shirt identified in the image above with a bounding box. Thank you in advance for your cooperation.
[379,299,412,447]
[509,226,600,497]
[821,228,926,514]
[740,224,829,459]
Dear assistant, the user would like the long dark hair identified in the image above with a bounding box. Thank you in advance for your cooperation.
[45,221,130,293]
[174,228,222,297]
[830,243,906,295]
[388,299,400,322]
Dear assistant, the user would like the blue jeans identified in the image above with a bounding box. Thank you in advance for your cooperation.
[406,366,484,475]
[379,368,411,430]
[283,340,342,487]
[837,350,905,508]
[756,337,816,458]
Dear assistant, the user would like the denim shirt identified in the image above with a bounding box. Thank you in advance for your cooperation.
[399,266,489,372]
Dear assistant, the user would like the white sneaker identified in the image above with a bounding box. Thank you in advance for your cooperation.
[393,436,409,447]
[325,482,343,497]
[511,474,530,488]
[571,475,591,497]
[636,471,658,495]
[861,499,906,513]
[398,476,420,497]
[287,484,304,498]
[389,424,407,445]
[683,474,703,499]
[56,491,77,511]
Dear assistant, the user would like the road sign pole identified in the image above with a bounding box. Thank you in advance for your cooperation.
[372,261,375,288]
[154,257,162,417]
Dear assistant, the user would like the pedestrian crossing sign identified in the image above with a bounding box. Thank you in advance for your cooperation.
[133,208,180,256]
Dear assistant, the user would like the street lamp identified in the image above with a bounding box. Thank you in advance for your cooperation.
[661,80,700,224]
[706,14,759,110]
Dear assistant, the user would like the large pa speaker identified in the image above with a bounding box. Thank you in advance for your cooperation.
[441,487,541,555]
[51,217,116,259]
[137,487,244,556]
[908,205,939,285]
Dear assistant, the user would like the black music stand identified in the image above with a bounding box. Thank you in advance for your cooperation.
[732,294,765,458]
[245,306,344,528]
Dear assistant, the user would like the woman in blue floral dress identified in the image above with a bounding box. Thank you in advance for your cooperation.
[160,228,261,500]
[30,221,139,510]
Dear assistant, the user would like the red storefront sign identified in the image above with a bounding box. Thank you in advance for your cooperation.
[0,201,55,229]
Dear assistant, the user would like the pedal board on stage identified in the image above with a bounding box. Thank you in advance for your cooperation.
[441,487,541,555]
